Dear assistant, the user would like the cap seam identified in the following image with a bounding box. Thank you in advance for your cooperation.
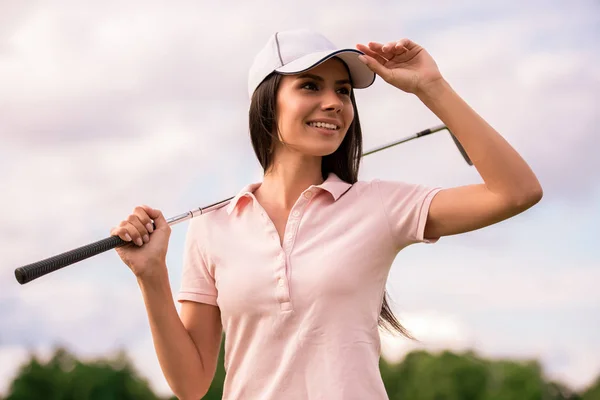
[274,32,284,66]
[276,49,370,87]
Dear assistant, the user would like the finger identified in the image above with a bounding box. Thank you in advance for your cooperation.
[126,215,149,246]
[381,41,399,54]
[133,206,154,234]
[396,38,418,50]
[358,54,392,82]
[118,222,144,247]
[110,226,133,243]
[140,205,169,231]
[394,40,410,54]
[367,41,387,58]
[356,44,388,65]
[368,41,405,61]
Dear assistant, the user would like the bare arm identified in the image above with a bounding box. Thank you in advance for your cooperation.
[138,268,222,400]
[110,205,223,399]
[417,79,543,239]
[355,40,543,239]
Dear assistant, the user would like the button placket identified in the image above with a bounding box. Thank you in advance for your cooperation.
[261,189,317,312]
[278,198,308,308]
[283,194,310,250]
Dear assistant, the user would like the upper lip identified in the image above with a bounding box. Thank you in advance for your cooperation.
[307,119,342,128]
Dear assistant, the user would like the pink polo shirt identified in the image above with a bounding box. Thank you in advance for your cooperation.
[177,173,441,399]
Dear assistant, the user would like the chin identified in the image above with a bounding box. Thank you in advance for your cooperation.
[303,143,342,157]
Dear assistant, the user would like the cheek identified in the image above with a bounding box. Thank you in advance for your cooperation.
[344,104,355,127]
[279,103,310,132]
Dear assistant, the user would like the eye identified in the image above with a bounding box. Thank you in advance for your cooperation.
[337,87,351,96]
[301,82,318,91]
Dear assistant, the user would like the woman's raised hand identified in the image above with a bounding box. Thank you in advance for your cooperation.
[356,38,444,96]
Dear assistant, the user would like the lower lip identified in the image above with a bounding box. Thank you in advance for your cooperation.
[307,124,339,136]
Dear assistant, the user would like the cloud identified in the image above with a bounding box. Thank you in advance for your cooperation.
[386,244,600,314]
[357,8,600,202]
[380,310,473,363]
[0,0,599,396]
[380,309,600,391]
[2,0,598,201]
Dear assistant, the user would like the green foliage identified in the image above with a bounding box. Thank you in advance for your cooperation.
[5,347,160,400]
[201,338,227,400]
[380,349,596,400]
[381,350,489,400]
[582,375,600,400]
[4,344,599,399]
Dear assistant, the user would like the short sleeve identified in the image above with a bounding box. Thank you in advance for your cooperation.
[374,179,442,249]
[177,219,218,306]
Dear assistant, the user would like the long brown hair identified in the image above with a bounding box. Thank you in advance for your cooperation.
[248,65,414,339]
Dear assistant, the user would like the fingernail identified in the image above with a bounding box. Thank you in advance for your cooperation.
[136,238,143,246]
[146,223,153,233]
[143,234,149,243]
[125,233,132,242]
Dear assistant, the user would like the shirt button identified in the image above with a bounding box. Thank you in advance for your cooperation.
[292,210,300,217]
[303,191,313,199]
[278,278,284,287]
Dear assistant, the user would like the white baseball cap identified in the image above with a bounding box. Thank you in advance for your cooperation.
[247,29,376,98]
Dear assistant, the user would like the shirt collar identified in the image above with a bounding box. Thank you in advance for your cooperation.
[225,172,352,215]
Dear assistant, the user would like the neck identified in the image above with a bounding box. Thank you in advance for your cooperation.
[255,152,324,210]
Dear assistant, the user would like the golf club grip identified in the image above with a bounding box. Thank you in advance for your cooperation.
[14,235,127,285]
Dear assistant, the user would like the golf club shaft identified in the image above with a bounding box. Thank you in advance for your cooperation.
[14,125,470,285]
[364,124,471,164]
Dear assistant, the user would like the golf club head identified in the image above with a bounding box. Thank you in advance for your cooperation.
[448,130,473,166]
[415,125,473,166]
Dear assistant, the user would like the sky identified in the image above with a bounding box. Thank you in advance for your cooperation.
[1,0,599,396]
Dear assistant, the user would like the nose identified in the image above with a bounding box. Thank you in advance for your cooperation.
[321,89,343,113]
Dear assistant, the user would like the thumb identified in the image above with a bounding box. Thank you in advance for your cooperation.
[358,55,392,82]
[141,205,168,229]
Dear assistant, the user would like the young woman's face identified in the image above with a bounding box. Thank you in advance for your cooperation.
[274,58,355,157]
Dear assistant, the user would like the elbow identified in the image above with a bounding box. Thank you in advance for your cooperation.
[531,184,544,205]
[170,379,210,400]
[174,387,208,400]
[511,182,544,211]
[525,181,544,207]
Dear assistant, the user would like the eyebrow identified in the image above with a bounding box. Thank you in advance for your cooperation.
[296,73,352,86]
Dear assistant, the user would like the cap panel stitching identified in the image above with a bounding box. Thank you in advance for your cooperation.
[274,32,284,66]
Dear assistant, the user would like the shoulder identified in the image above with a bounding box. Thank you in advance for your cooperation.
[350,178,442,211]
[350,178,426,196]
[188,204,230,236]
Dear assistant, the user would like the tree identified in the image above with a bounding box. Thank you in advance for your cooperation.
[380,349,589,400]
[581,375,600,400]
[201,336,227,400]
[5,344,598,399]
[5,347,162,400]
[381,350,488,400]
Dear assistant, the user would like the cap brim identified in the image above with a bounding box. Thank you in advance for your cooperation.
[275,49,376,89]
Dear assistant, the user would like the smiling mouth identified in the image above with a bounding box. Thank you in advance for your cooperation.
[306,122,341,131]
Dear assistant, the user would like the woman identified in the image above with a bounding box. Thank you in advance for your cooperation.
[111,29,542,399]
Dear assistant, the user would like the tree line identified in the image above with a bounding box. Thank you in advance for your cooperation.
[3,342,599,399]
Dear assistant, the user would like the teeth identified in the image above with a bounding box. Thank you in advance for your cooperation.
[309,122,338,130]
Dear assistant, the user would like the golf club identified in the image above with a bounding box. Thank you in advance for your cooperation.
[14,124,471,285]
